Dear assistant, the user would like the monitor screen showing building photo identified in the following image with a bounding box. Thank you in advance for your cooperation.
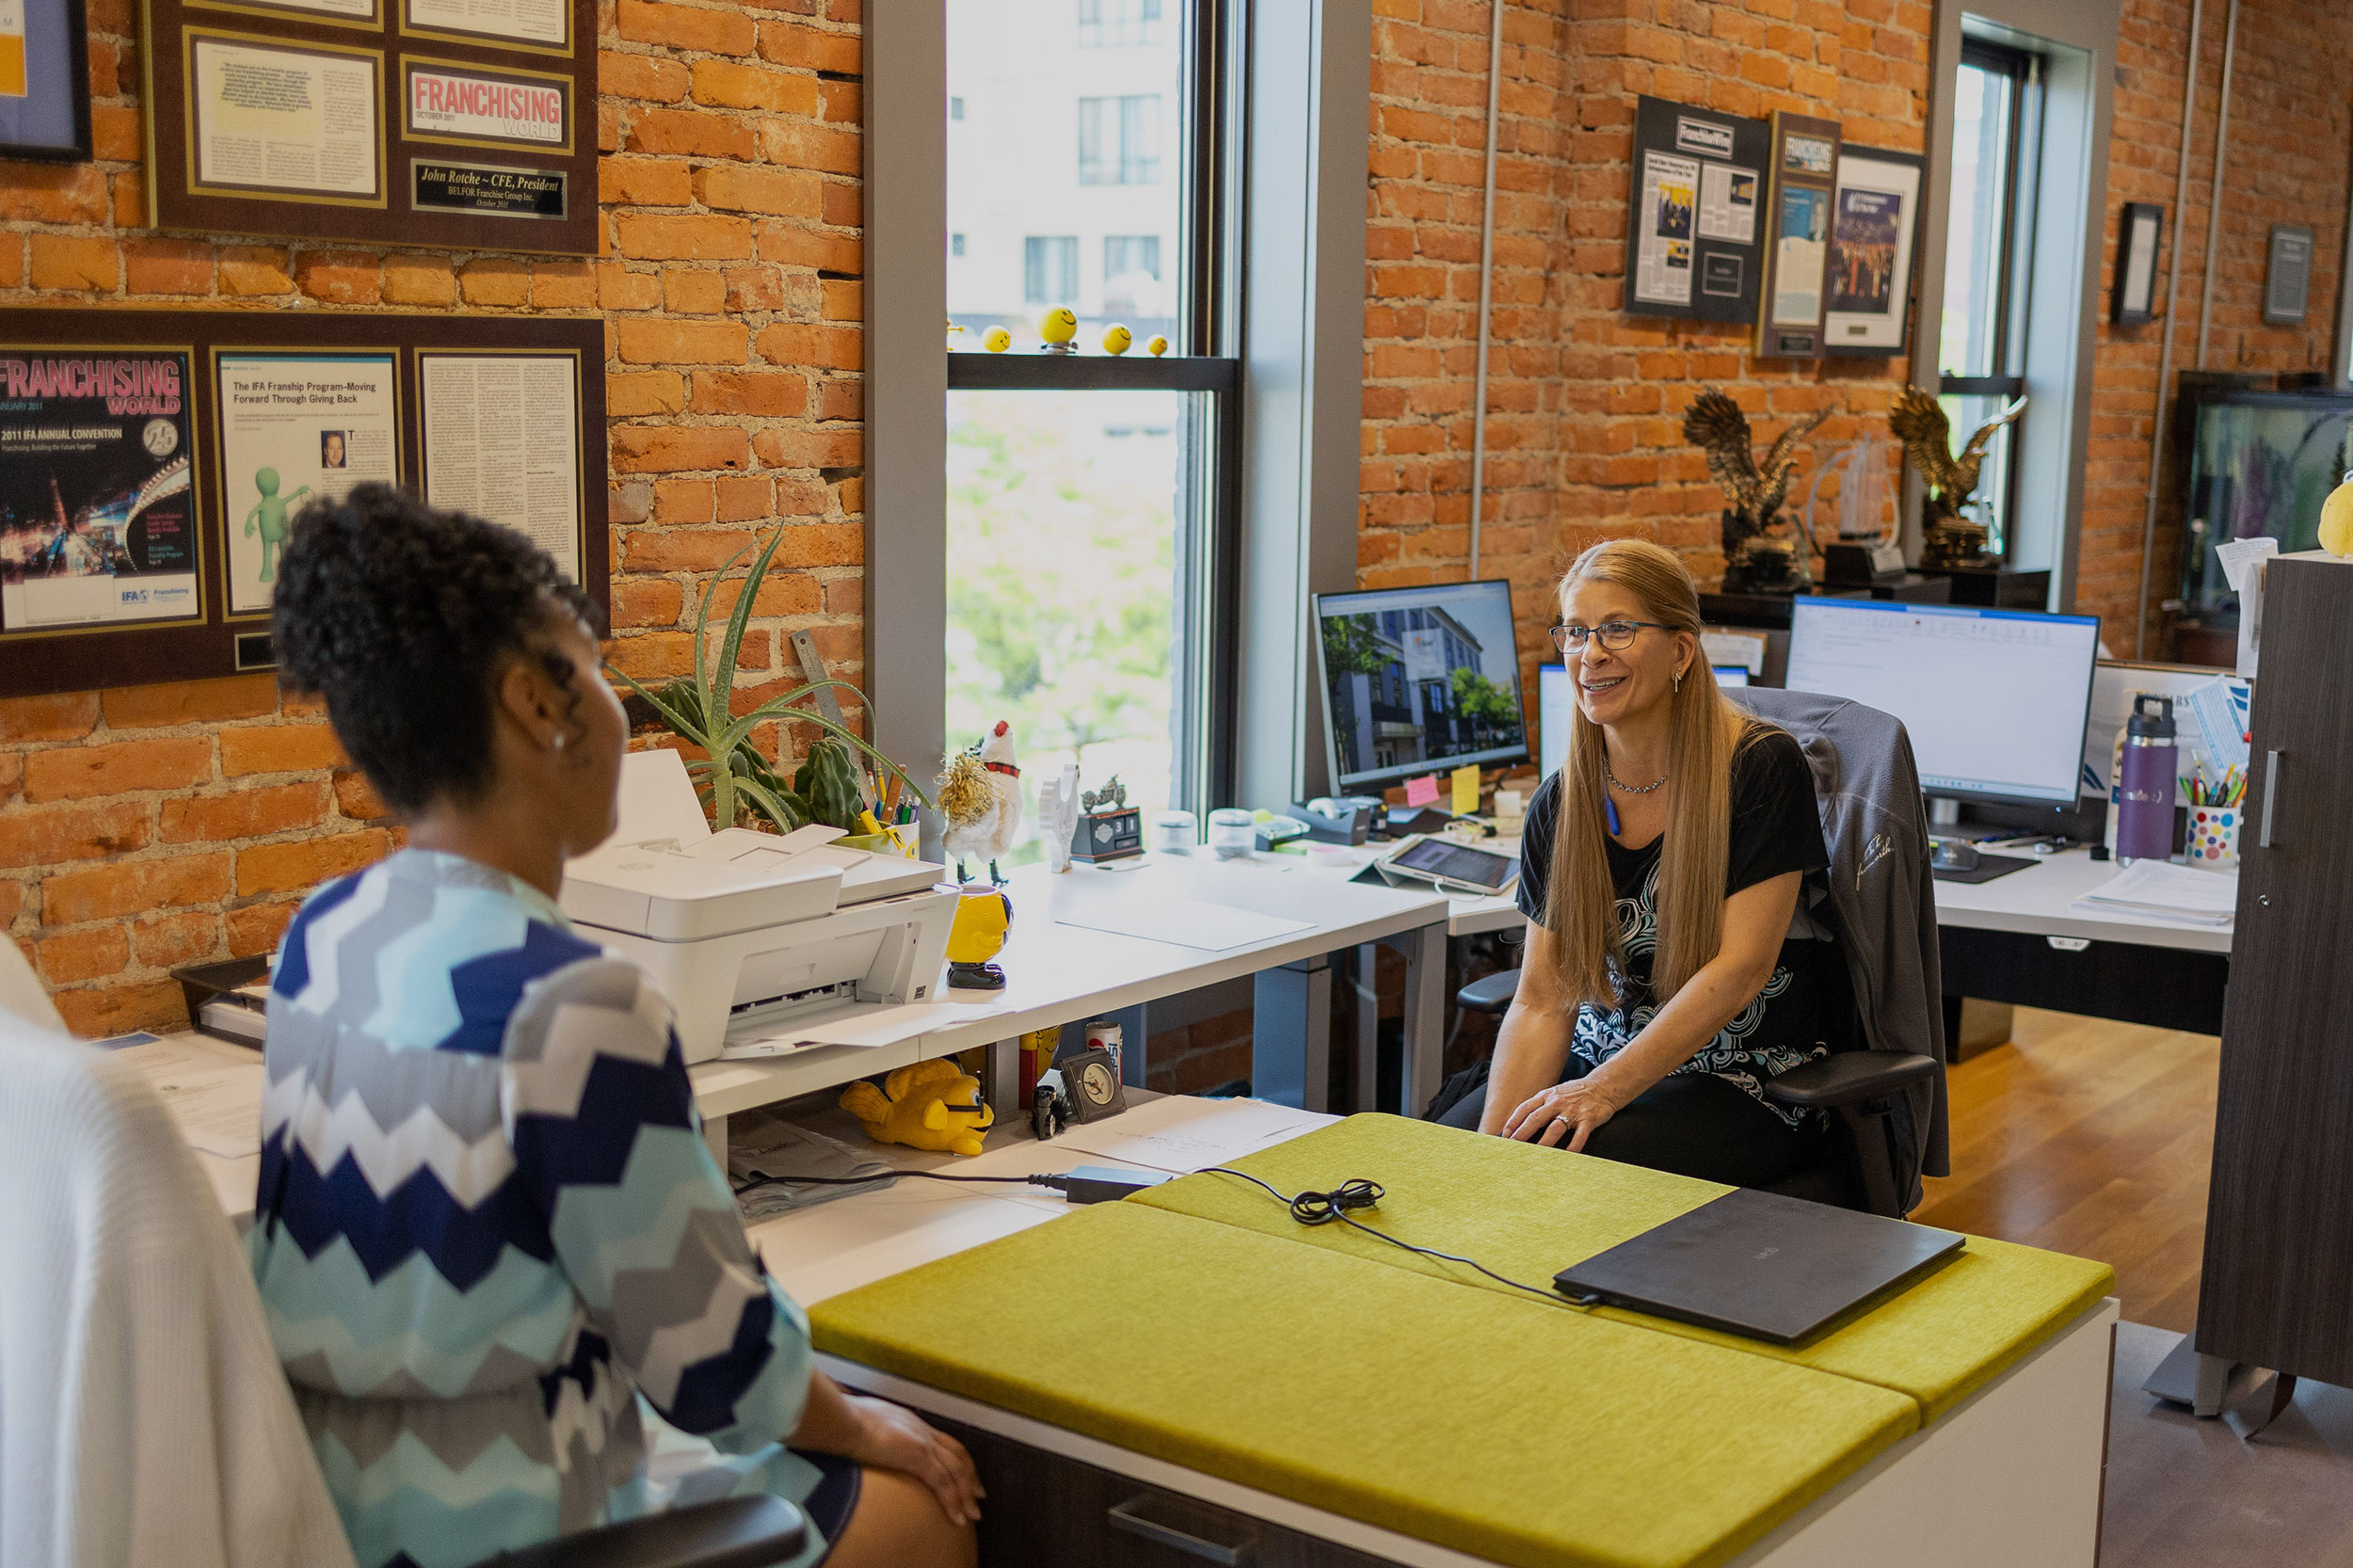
[1315,580,1528,792]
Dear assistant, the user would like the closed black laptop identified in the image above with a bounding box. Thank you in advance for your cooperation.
[1551,1187,1965,1345]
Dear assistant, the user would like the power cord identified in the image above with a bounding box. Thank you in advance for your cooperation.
[1200,1167,1595,1311]
[732,1170,1160,1204]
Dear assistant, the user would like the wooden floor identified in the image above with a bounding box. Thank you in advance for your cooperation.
[1911,1006,2220,1334]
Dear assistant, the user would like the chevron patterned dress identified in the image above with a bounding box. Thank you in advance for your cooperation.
[250,849,852,1568]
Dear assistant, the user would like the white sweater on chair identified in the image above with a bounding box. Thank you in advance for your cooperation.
[0,1020,355,1568]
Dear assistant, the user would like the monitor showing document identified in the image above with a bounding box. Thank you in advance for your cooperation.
[1315,581,1529,792]
[1785,599,2101,807]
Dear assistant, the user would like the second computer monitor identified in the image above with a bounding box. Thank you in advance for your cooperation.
[1784,599,2100,808]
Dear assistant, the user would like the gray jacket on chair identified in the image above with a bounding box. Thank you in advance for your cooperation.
[1735,686,1951,1203]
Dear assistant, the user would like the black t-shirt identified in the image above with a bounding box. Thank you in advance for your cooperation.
[1514,727,1834,1121]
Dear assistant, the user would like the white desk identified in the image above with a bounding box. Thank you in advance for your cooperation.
[1929,847,2232,954]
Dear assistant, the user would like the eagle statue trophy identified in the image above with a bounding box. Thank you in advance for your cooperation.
[1682,390,1829,594]
[1886,386,2028,569]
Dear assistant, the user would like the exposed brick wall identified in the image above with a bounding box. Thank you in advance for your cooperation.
[1360,0,1933,714]
[0,0,864,1034]
[2086,0,2353,650]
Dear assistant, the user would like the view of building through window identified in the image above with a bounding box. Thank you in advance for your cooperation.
[1937,46,2031,557]
[945,0,1194,862]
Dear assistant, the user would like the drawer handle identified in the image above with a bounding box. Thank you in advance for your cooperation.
[1108,1496,1257,1565]
[2259,750,2282,850]
[2046,936,2090,952]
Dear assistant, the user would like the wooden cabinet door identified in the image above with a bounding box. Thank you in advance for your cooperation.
[2197,556,2353,1384]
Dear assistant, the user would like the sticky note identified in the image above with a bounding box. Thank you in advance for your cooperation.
[1451,763,1481,815]
[1403,774,1441,808]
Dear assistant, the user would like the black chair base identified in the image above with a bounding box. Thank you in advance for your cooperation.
[472,1496,808,1568]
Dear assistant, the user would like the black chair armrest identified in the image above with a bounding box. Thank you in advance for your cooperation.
[1761,1050,1939,1111]
[1457,968,1521,1014]
[472,1496,807,1568]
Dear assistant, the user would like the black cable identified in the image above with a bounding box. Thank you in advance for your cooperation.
[732,1170,1062,1197]
[1200,1167,1594,1311]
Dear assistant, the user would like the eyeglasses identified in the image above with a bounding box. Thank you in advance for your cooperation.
[1549,619,1671,653]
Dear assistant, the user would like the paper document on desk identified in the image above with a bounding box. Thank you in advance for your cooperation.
[2070,861,2238,926]
[1050,1095,1333,1173]
[1056,898,1313,952]
[117,1035,264,1160]
[721,1000,1006,1058]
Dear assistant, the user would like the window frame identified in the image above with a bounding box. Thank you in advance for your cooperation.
[1939,38,2042,561]
[947,0,1243,812]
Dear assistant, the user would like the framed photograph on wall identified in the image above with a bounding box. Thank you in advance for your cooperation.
[2113,203,2164,326]
[0,0,93,161]
[1822,146,1925,357]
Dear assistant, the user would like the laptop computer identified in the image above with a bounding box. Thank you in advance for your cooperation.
[1551,1187,1965,1345]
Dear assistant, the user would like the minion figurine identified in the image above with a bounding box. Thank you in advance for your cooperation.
[1145,334,1169,357]
[945,882,1012,990]
[1101,323,1132,355]
[1038,305,1079,353]
[983,325,1013,352]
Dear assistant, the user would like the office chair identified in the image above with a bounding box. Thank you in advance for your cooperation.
[0,1017,807,1568]
[1450,972,1937,1219]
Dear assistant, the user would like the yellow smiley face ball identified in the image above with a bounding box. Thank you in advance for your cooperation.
[1146,335,1169,357]
[982,326,1012,352]
[1038,307,1079,344]
[1101,324,1132,355]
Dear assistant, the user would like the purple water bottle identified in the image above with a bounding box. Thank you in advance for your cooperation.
[2116,695,2178,864]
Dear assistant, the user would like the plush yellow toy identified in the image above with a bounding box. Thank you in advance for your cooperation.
[2320,475,2353,557]
[840,1059,995,1158]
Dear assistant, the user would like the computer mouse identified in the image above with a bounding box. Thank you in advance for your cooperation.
[1930,839,1981,873]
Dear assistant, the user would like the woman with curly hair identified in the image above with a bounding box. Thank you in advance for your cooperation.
[253,485,977,1568]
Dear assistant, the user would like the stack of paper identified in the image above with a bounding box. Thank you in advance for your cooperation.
[2070,861,2239,927]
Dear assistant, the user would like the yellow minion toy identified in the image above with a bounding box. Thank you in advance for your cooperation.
[1038,306,1079,351]
[945,882,1012,990]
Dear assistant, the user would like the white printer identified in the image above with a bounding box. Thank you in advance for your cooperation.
[560,750,958,1064]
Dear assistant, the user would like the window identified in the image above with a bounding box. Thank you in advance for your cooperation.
[950,232,966,258]
[947,0,1238,859]
[1937,40,2041,558]
[1023,236,1078,306]
[1079,95,1161,185]
[1079,0,1162,48]
[950,96,965,120]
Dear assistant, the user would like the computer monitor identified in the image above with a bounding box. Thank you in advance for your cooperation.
[1314,580,1529,793]
[1785,599,2102,808]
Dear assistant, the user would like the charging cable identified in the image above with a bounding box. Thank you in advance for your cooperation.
[1200,1168,1595,1310]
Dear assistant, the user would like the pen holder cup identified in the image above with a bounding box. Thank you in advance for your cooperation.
[2189,807,2239,868]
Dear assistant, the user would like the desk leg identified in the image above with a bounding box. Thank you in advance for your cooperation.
[1353,943,1380,1113]
[702,1112,728,1170]
[1394,920,1446,1120]
[985,1038,1020,1121]
[1253,955,1331,1112]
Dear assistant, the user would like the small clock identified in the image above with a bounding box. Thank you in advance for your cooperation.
[1059,1046,1128,1123]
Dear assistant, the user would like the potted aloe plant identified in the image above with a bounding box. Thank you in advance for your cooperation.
[607,527,933,836]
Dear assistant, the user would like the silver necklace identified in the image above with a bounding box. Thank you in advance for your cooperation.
[1603,756,1667,794]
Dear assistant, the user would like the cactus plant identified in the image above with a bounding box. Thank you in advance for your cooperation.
[607,528,933,834]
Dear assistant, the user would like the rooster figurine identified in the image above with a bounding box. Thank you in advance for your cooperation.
[939,720,1024,885]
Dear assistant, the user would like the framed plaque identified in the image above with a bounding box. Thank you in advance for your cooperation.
[1754,111,1841,360]
[0,308,606,699]
[0,0,94,160]
[139,0,594,252]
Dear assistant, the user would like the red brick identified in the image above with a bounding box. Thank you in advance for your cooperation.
[600,49,689,102]
[613,212,755,261]
[123,237,214,296]
[460,258,532,306]
[131,910,223,969]
[228,899,303,959]
[689,371,809,417]
[236,829,392,898]
[37,924,130,984]
[626,108,758,162]
[159,782,329,843]
[43,853,232,924]
[382,254,458,306]
[611,426,752,473]
[23,737,213,802]
[601,156,694,207]
[296,251,382,304]
[331,769,390,823]
[0,164,106,223]
[616,317,748,365]
[616,0,756,53]
[218,246,293,296]
[0,802,150,870]
[690,59,820,115]
[27,233,117,291]
[758,18,861,72]
[0,692,100,742]
[609,370,688,416]
[218,724,348,777]
[100,674,280,729]
[56,980,188,1039]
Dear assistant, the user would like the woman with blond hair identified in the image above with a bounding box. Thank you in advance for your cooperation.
[1438,539,1839,1187]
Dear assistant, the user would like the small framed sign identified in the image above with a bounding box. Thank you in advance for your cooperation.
[0,0,93,161]
[2265,224,2314,327]
[2113,203,2164,326]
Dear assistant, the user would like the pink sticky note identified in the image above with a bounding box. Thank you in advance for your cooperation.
[1403,774,1441,808]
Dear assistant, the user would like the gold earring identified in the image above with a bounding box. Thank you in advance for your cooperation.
[1673,668,1684,693]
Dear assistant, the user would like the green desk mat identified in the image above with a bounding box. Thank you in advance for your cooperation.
[812,1201,1917,1568]
[1132,1114,2115,1421]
